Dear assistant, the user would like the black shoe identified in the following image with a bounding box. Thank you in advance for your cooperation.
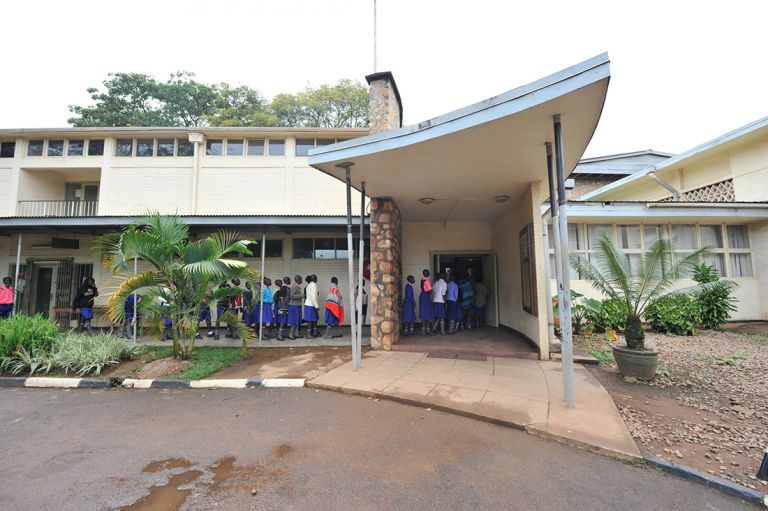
[225,332,232,339]
[207,330,215,338]
[195,333,203,339]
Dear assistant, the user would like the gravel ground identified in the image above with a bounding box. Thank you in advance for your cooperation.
[577,329,768,490]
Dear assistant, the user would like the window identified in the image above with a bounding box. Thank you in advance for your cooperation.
[67,140,84,156]
[247,139,264,156]
[47,140,64,156]
[293,238,314,259]
[727,225,752,277]
[700,224,725,275]
[115,139,133,156]
[87,139,104,156]
[335,237,349,259]
[353,237,371,258]
[136,139,154,157]
[314,238,335,259]
[27,140,44,156]
[226,139,244,156]
[157,138,175,157]
[643,224,668,247]
[268,139,285,156]
[547,223,582,279]
[206,139,223,155]
[295,138,315,156]
[0,141,15,158]
[519,225,536,314]
[177,138,194,156]
[245,239,283,258]
[316,138,335,147]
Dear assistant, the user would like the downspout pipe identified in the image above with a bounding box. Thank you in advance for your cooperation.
[648,172,681,201]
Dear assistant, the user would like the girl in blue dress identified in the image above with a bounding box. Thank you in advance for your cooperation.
[419,269,434,336]
[402,275,416,335]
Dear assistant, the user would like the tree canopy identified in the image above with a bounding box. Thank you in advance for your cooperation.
[68,72,369,128]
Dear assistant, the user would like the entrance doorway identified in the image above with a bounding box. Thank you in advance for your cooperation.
[32,266,56,318]
[432,253,498,327]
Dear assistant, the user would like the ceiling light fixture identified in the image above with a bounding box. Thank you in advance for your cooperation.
[419,197,436,205]
[494,195,510,203]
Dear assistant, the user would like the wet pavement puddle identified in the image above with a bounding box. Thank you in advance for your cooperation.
[117,445,295,510]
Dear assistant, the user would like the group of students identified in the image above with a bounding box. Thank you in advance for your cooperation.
[403,269,487,336]
[193,275,358,341]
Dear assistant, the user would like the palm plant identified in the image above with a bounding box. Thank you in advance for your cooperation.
[97,214,259,358]
[570,234,728,350]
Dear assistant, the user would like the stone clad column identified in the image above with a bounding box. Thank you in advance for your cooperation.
[369,197,402,349]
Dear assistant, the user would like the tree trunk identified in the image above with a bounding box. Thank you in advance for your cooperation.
[624,314,645,350]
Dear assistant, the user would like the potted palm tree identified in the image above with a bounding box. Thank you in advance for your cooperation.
[571,234,723,379]
[97,214,260,359]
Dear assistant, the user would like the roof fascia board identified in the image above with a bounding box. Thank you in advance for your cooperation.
[309,53,610,165]
[560,202,768,219]
[581,115,768,200]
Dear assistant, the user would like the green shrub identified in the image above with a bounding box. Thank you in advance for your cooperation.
[0,314,58,360]
[646,294,702,336]
[587,298,628,331]
[52,332,142,376]
[1,331,141,376]
[692,263,737,330]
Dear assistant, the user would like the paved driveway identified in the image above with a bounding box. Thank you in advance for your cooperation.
[0,388,757,510]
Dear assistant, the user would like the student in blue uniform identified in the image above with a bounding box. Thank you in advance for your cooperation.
[287,275,303,339]
[419,269,434,336]
[274,278,290,341]
[304,275,320,339]
[73,276,98,335]
[258,277,274,339]
[431,272,447,335]
[446,275,460,335]
[458,275,475,332]
[242,282,254,327]
[402,275,416,335]
[121,293,141,338]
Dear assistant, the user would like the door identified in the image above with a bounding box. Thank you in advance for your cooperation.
[482,254,498,327]
[34,267,53,318]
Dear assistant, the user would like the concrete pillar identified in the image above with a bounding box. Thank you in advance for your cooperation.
[369,197,402,349]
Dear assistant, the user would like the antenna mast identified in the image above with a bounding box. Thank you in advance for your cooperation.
[373,0,378,72]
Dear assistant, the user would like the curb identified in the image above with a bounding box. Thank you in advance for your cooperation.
[0,376,305,390]
[645,456,768,507]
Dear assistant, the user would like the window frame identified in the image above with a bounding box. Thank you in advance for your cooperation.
[67,139,85,156]
[156,138,176,157]
[267,139,285,156]
[115,138,134,157]
[87,139,105,156]
[47,139,65,157]
[519,224,537,315]
[27,140,44,156]
[0,141,15,158]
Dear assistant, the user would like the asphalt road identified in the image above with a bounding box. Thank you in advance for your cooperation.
[0,387,758,510]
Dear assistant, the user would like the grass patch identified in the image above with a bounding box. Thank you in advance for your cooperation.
[713,353,747,366]
[141,346,174,362]
[175,347,242,380]
[586,348,614,365]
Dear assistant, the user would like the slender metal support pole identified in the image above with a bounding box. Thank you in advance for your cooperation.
[12,232,22,315]
[554,115,575,408]
[342,166,360,370]
[547,143,565,350]
[259,230,266,342]
[357,183,366,355]
[541,212,555,347]
[133,257,138,342]
[373,0,378,72]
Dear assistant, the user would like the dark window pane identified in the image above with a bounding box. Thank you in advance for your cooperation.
[247,139,264,156]
[116,139,133,156]
[136,138,154,157]
[87,139,104,156]
[268,139,285,156]
[157,138,174,156]
[295,138,315,156]
[336,237,349,259]
[27,140,44,156]
[0,142,15,158]
[226,139,244,156]
[265,239,283,258]
[316,138,335,147]
[48,140,64,156]
[177,139,194,156]
[67,140,84,156]
[314,238,335,259]
[353,238,371,258]
[293,238,314,259]
[206,139,223,155]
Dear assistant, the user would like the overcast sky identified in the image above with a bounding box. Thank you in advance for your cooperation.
[1,0,766,157]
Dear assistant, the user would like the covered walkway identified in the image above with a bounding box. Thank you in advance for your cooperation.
[391,327,538,359]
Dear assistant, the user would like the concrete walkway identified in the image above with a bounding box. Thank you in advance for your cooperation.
[308,351,640,460]
[135,326,371,349]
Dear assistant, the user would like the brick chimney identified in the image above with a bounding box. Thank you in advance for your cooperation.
[365,71,403,133]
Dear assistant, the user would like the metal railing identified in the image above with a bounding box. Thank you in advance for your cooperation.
[17,200,99,217]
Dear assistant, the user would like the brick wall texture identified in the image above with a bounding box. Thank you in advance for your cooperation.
[368,78,401,134]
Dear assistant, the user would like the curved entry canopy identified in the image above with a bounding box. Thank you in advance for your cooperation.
[309,53,610,221]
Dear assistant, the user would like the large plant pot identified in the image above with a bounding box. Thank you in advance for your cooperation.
[611,345,659,380]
